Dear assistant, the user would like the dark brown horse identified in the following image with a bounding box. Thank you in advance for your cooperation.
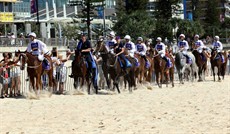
[149,48,174,88]
[94,41,135,93]
[210,49,227,81]
[72,50,97,94]
[16,51,53,95]
[192,49,208,81]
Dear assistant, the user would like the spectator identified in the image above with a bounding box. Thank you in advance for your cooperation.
[10,33,16,46]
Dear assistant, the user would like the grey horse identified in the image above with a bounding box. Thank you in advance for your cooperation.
[174,51,198,84]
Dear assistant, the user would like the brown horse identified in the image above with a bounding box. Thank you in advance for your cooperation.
[72,50,97,94]
[94,41,136,93]
[16,51,53,95]
[192,49,208,81]
[134,54,154,83]
[210,49,227,81]
[149,48,174,88]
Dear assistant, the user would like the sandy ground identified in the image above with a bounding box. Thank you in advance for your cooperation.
[0,76,230,134]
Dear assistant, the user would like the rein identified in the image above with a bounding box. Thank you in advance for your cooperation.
[20,53,42,69]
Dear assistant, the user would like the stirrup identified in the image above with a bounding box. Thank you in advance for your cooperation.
[69,74,74,78]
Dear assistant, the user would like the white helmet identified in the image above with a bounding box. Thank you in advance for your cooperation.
[179,34,185,38]
[29,32,36,38]
[137,37,143,41]
[156,37,162,42]
[194,34,199,38]
[124,35,131,40]
[214,36,219,41]
[109,31,115,37]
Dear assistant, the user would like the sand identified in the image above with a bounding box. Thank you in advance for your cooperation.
[0,76,230,134]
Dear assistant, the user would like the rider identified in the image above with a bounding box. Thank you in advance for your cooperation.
[124,35,136,58]
[115,36,131,70]
[155,37,172,68]
[212,35,224,62]
[135,37,150,68]
[194,34,206,60]
[69,34,96,78]
[178,34,192,64]
[26,32,51,69]
[106,31,117,53]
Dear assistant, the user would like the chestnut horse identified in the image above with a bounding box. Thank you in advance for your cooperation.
[149,48,174,88]
[210,49,228,81]
[16,51,53,95]
[134,54,154,83]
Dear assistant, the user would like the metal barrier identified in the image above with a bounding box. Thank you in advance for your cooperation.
[0,37,98,47]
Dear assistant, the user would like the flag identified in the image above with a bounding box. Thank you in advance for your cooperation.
[31,0,37,14]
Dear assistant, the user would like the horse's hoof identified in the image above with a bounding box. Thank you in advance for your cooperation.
[134,87,138,90]
[198,79,203,82]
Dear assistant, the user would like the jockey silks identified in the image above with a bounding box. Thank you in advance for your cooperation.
[27,39,50,56]
[178,40,189,50]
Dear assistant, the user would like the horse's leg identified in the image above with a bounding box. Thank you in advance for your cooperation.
[102,65,110,89]
[48,72,53,94]
[217,66,221,81]
[212,66,215,81]
[170,68,174,87]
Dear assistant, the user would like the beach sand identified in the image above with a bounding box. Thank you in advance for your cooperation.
[0,76,230,134]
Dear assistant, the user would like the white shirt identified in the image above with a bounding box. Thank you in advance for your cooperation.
[178,40,189,50]
[155,42,166,54]
[136,43,147,56]
[212,41,223,51]
[26,39,50,55]
[124,41,136,57]
[106,38,117,52]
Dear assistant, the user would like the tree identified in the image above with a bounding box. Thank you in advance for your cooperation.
[176,20,205,39]
[125,0,148,14]
[153,0,181,41]
[191,0,202,21]
[205,0,221,26]
[115,0,126,19]
[154,0,181,20]
[113,11,155,40]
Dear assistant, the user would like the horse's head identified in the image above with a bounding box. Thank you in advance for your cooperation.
[94,40,108,55]
[15,50,27,70]
[107,52,117,67]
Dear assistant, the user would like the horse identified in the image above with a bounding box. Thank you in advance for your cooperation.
[134,54,154,84]
[94,40,111,89]
[210,49,228,81]
[72,50,97,94]
[16,51,54,95]
[192,49,208,81]
[94,41,135,93]
[149,48,174,88]
[174,51,197,84]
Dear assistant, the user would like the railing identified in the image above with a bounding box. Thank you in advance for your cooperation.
[0,37,98,47]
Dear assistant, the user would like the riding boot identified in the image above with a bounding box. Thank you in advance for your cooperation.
[162,56,171,68]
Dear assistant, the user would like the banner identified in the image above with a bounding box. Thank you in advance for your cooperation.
[0,12,14,22]
[31,0,37,14]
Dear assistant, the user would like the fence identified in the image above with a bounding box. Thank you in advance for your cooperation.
[0,37,98,47]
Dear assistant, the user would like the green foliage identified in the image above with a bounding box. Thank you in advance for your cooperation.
[205,0,221,26]
[191,0,202,21]
[176,19,205,38]
[113,11,155,40]
[125,0,148,14]
[154,0,181,20]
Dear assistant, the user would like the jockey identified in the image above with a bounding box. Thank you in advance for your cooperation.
[194,34,206,60]
[106,31,117,53]
[124,35,136,58]
[212,36,224,62]
[115,36,131,70]
[26,32,51,68]
[178,34,192,64]
[135,37,150,68]
[155,37,172,68]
